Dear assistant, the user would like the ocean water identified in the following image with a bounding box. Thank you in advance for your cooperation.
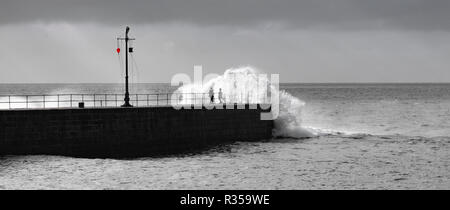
[0,83,449,189]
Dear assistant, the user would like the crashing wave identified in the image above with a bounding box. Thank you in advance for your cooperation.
[175,66,316,138]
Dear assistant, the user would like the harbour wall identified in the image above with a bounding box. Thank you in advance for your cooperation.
[0,105,273,158]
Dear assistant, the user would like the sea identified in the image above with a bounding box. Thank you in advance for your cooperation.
[0,82,449,190]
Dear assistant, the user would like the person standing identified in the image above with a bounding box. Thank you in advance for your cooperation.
[218,88,224,103]
[209,87,215,103]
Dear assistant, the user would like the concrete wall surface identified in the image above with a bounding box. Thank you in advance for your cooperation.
[0,105,273,158]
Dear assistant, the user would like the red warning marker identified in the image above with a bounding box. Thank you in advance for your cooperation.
[116,48,121,53]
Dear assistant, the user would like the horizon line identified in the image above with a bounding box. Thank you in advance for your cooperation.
[1,82,449,85]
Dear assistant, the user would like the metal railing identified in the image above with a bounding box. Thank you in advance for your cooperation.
[0,93,219,110]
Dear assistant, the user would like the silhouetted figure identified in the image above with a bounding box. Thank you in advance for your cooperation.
[178,94,183,104]
[209,87,214,103]
[218,88,224,103]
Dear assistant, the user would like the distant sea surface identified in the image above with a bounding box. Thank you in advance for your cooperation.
[0,83,449,189]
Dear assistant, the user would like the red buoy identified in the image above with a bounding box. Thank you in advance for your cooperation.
[116,48,120,53]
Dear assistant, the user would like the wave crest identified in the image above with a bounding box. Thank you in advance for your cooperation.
[175,66,316,139]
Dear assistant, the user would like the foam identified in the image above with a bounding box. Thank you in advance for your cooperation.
[175,66,316,139]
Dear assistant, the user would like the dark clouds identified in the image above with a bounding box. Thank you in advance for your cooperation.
[1,1,449,83]
[1,0,450,30]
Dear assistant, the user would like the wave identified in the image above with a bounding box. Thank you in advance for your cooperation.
[272,90,316,138]
[301,126,450,145]
[175,66,316,138]
[174,66,450,141]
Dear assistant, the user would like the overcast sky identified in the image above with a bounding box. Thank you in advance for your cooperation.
[1,0,449,83]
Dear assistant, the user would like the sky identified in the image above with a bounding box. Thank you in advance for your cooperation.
[0,0,449,83]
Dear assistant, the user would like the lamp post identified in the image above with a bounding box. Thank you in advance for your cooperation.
[118,26,135,107]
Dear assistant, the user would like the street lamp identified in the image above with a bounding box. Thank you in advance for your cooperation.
[117,26,135,107]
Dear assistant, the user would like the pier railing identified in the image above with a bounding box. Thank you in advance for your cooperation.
[0,93,218,110]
